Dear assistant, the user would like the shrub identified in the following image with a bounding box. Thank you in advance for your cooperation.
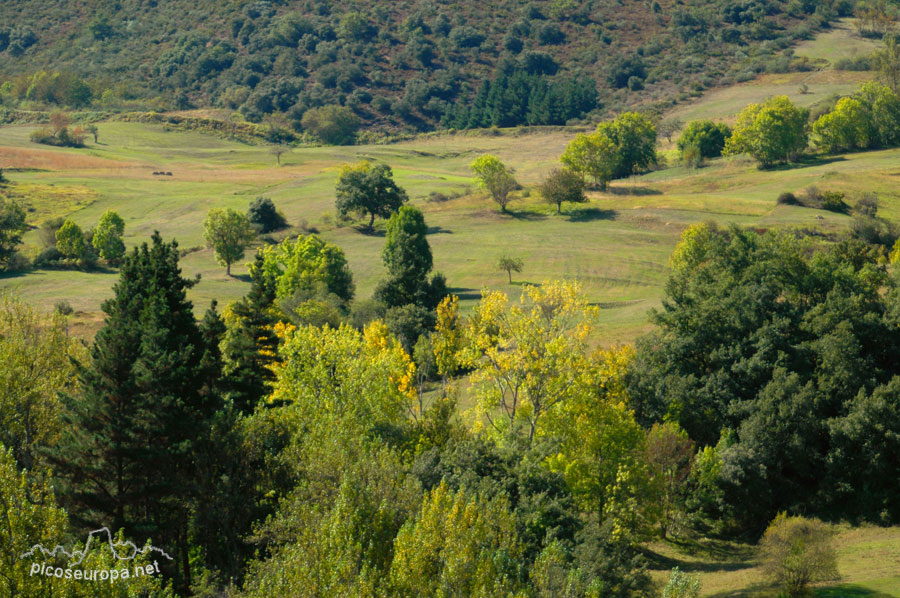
[300,104,360,145]
[248,196,287,233]
[777,192,799,205]
[677,120,732,158]
[54,300,74,315]
[759,514,838,598]
[682,143,703,169]
[821,191,848,213]
[663,567,700,598]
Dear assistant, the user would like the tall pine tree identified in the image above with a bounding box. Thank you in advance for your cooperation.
[48,232,218,592]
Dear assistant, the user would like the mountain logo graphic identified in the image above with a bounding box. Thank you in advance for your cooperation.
[20,527,173,566]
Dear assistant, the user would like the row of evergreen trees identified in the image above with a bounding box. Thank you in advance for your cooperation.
[442,64,598,129]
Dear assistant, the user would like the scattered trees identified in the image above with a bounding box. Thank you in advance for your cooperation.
[498,254,524,283]
[539,167,586,213]
[561,112,657,187]
[203,207,255,275]
[759,515,838,598]
[269,145,289,165]
[470,154,518,212]
[724,96,809,166]
[335,161,408,230]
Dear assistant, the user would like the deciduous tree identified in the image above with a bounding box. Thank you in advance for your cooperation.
[335,161,408,230]
[539,167,586,214]
[203,207,255,275]
[470,154,518,212]
[91,209,126,262]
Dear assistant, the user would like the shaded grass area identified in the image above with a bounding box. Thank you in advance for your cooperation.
[646,525,900,598]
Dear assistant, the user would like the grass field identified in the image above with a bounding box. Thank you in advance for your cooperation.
[647,525,900,597]
[3,117,900,342]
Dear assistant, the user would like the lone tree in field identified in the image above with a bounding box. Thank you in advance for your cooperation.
[498,255,523,283]
[539,168,586,214]
[335,161,408,231]
[203,208,255,275]
[471,154,518,213]
[86,124,99,144]
[759,514,838,598]
[269,145,289,166]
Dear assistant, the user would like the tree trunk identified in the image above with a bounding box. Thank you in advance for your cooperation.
[507,269,512,283]
[557,202,562,214]
[368,212,375,230]
[226,262,231,276]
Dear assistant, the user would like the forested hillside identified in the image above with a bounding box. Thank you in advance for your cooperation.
[0,0,851,132]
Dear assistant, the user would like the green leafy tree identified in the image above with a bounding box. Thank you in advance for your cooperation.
[724,96,809,166]
[247,196,287,233]
[811,97,871,153]
[539,167,587,214]
[257,233,355,303]
[0,445,69,598]
[220,252,279,413]
[86,123,99,143]
[470,154,518,212]
[389,482,524,598]
[55,218,86,258]
[0,296,83,473]
[203,207,255,275]
[759,515,838,598]
[605,112,658,178]
[561,131,619,188]
[676,120,731,159]
[875,33,900,92]
[47,232,219,591]
[92,209,126,262]
[301,104,360,145]
[498,254,523,283]
[374,205,446,310]
[646,423,695,539]
[335,161,408,231]
[0,198,27,267]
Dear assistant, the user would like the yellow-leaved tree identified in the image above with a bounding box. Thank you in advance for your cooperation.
[461,280,597,444]
[389,482,525,598]
[270,320,417,424]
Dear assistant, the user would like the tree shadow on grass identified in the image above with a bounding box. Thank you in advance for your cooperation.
[506,209,548,221]
[231,273,252,283]
[427,226,453,235]
[568,207,616,222]
[606,186,662,196]
[352,225,386,237]
[641,547,754,575]
[447,287,482,301]
[815,585,895,598]
[764,155,847,171]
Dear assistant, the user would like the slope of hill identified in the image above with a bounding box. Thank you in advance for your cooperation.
[0,0,851,132]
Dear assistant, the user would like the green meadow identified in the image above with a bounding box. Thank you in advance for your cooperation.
[3,116,900,341]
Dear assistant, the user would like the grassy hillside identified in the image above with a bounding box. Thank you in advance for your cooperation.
[646,525,900,597]
[0,0,851,132]
[2,114,892,341]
